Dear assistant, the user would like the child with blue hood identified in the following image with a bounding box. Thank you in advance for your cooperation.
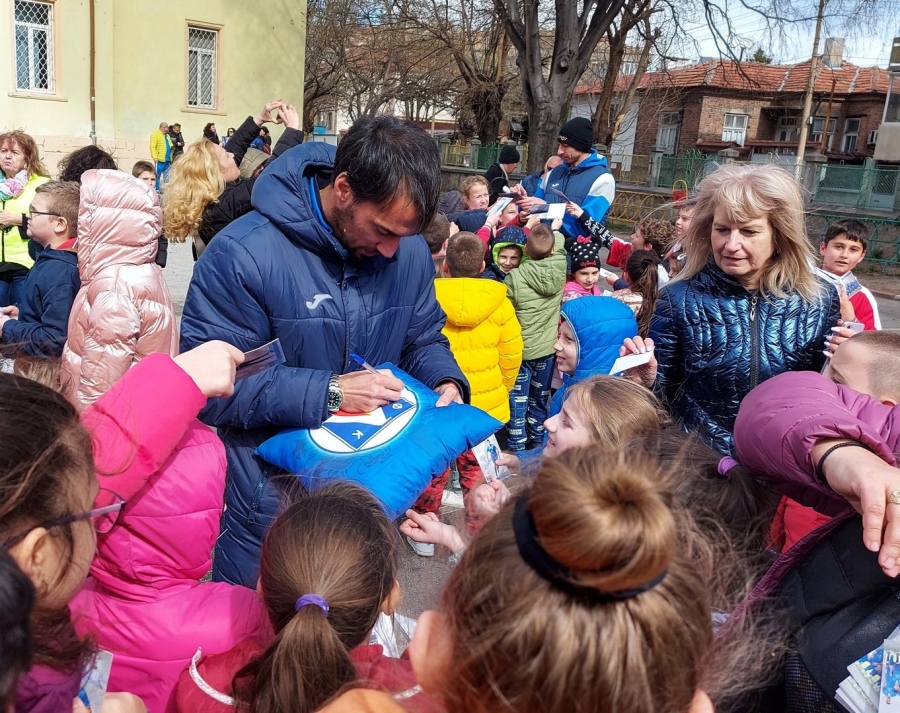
[550,295,638,417]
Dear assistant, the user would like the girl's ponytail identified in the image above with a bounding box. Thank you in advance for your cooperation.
[626,249,664,337]
[233,482,397,713]
[235,601,356,713]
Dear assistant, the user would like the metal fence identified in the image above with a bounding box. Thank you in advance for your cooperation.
[655,153,726,191]
[808,211,900,271]
[439,141,529,172]
[809,164,900,211]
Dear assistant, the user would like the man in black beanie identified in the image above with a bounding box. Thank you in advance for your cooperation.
[484,144,520,203]
[517,117,615,241]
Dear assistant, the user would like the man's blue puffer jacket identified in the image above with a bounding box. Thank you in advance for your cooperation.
[180,142,468,587]
[650,259,839,455]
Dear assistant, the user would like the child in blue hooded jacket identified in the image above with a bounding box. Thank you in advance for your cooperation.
[548,295,638,418]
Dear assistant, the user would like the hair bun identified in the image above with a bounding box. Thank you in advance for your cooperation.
[530,449,675,594]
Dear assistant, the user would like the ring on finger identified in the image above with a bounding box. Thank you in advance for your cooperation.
[889,490,900,505]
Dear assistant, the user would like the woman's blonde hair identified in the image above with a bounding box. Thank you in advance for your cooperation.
[161,139,225,243]
[677,163,821,301]
[439,447,714,713]
[564,374,670,449]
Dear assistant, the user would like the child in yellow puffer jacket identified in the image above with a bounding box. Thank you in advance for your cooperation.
[408,231,522,554]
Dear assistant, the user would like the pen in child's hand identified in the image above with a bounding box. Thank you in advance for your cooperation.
[350,353,380,376]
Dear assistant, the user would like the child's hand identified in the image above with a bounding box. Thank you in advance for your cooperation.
[495,452,520,474]
[73,693,148,713]
[1,305,19,318]
[566,201,583,218]
[484,211,501,229]
[838,284,856,323]
[449,221,460,236]
[606,273,618,286]
[401,510,464,553]
[551,217,563,231]
[525,214,541,230]
[620,336,657,387]
[470,480,510,520]
[174,341,245,398]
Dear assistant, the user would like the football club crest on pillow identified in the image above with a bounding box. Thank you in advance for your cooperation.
[256,365,501,519]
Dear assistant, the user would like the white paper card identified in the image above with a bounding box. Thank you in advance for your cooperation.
[545,203,566,220]
[609,349,654,375]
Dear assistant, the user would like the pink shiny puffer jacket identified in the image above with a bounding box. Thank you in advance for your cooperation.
[62,169,177,408]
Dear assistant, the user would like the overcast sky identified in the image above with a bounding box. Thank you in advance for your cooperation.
[683,5,896,67]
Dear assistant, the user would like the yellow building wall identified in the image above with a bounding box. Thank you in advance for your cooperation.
[1,0,306,176]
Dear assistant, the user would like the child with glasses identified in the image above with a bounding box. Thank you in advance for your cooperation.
[0,181,81,360]
[1,340,259,713]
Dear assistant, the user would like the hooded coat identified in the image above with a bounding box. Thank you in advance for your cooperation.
[69,354,265,713]
[61,169,177,408]
[179,142,467,587]
[534,151,614,238]
[549,296,639,417]
[504,232,566,360]
[435,277,522,422]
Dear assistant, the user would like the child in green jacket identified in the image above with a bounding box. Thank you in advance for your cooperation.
[504,220,567,451]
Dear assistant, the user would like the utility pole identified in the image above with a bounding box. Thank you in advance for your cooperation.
[795,0,827,171]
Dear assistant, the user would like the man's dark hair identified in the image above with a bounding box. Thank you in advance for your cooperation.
[333,116,440,234]
[445,232,486,277]
[824,218,869,252]
[422,214,451,255]
[57,145,117,183]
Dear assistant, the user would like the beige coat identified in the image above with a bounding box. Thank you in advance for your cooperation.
[62,169,177,408]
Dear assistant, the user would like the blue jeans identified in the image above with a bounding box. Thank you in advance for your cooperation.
[0,271,28,307]
[155,161,171,190]
[506,354,555,451]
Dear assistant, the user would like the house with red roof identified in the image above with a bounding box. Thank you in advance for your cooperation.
[574,45,890,167]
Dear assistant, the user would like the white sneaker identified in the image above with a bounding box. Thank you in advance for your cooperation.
[407,536,434,557]
[441,489,465,508]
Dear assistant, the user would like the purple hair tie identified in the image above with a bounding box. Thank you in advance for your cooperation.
[295,594,329,616]
[717,456,739,476]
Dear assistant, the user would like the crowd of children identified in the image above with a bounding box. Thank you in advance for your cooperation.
[1,118,899,713]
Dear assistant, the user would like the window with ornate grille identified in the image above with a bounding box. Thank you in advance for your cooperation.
[14,0,55,93]
[187,26,218,109]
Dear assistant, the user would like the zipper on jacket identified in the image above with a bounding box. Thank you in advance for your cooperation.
[749,293,760,389]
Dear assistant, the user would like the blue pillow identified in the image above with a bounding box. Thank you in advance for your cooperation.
[256,365,502,519]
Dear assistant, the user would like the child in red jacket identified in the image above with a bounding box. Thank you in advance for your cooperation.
[175,482,437,713]
[818,218,881,330]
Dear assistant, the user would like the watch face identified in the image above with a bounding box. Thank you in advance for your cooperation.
[328,384,342,411]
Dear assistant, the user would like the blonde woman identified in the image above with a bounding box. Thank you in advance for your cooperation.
[163,99,303,258]
[622,163,839,455]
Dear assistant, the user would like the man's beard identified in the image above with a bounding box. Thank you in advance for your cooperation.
[328,203,361,258]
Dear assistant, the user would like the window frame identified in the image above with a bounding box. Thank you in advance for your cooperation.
[11,0,57,96]
[842,118,860,153]
[809,116,837,148]
[656,111,680,155]
[721,113,749,146]
[183,21,224,115]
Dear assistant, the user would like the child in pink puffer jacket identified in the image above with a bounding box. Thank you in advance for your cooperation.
[69,350,265,713]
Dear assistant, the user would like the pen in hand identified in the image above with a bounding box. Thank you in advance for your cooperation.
[350,353,380,376]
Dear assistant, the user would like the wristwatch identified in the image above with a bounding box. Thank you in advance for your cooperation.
[327,374,343,413]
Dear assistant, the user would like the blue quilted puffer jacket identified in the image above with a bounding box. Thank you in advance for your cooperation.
[180,142,468,587]
[651,259,839,455]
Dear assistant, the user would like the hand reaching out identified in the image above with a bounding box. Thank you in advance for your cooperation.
[173,341,245,398]
[565,201,583,218]
[400,510,464,553]
[278,103,301,130]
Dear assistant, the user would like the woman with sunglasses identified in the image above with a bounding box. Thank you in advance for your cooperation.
[1,340,260,713]
[0,130,51,307]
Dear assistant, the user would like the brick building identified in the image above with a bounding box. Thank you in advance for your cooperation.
[575,51,890,167]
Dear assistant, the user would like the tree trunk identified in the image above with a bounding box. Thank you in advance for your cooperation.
[527,99,567,173]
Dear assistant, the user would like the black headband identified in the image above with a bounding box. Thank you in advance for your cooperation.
[513,494,666,602]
